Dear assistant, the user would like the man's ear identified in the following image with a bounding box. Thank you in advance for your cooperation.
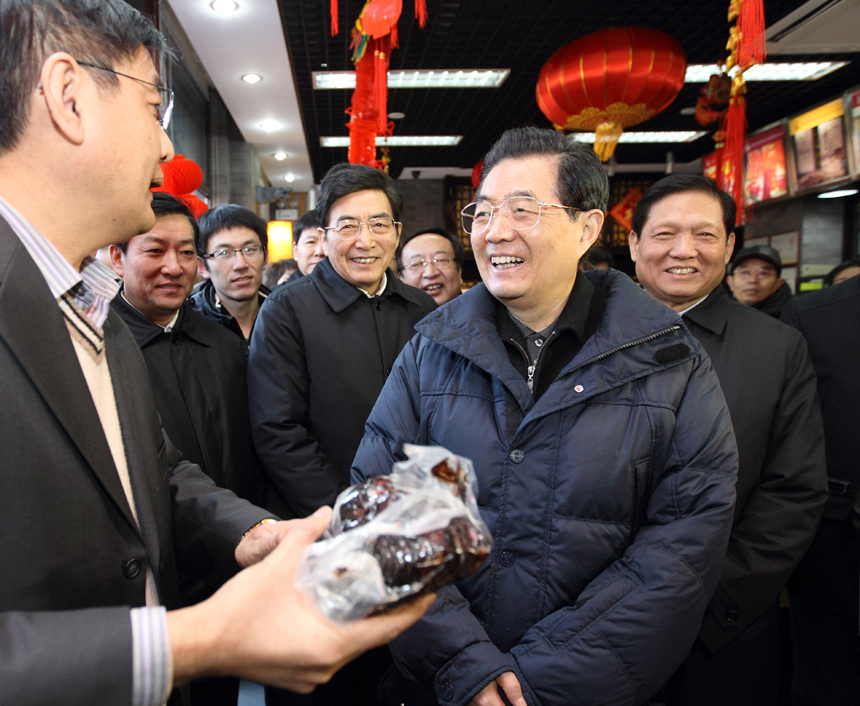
[39,53,87,146]
[725,232,736,264]
[109,244,124,278]
[628,230,640,262]
[198,259,211,279]
[577,210,604,258]
[320,227,331,257]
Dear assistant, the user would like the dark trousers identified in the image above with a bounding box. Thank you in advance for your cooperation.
[664,599,781,706]
[787,516,860,706]
[265,647,391,706]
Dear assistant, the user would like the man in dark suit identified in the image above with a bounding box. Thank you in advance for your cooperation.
[0,2,429,705]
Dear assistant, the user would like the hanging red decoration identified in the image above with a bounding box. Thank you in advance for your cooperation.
[536,27,687,161]
[471,160,483,190]
[719,75,747,224]
[152,154,208,219]
[737,0,766,67]
[331,0,338,36]
[361,0,401,38]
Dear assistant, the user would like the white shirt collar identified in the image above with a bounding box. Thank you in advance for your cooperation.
[356,271,388,298]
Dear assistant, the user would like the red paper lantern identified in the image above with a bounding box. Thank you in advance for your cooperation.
[361,0,401,39]
[151,154,208,218]
[536,27,687,160]
[471,160,483,190]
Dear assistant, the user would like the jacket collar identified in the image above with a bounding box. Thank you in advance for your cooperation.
[311,257,429,313]
[416,269,687,412]
[112,293,211,348]
[681,285,731,336]
[0,217,141,535]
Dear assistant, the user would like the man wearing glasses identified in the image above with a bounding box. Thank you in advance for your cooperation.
[191,204,271,355]
[397,227,464,305]
[0,2,431,704]
[353,127,739,706]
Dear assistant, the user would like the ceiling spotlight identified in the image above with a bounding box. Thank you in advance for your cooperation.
[679,107,696,116]
[260,120,280,132]
[242,73,262,84]
[285,174,296,183]
[389,112,406,120]
[273,152,288,161]
[210,0,238,14]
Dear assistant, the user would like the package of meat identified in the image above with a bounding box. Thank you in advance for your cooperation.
[295,445,492,621]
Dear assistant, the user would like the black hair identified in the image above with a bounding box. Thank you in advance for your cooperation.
[316,163,403,229]
[293,209,319,245]
[586,247,615,268]
[396,227,464,272]
[480,126,609,215]
[196,204,269,263]
[118,192,198,252]
[631,175,736,240]
[263,259,297,288]
[0,0,168,154]
[824,258,860,287]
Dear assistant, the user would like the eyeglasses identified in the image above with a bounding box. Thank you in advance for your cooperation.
[324,216,401,239]
[202,245,265,262]
[461,196,580,235]
[76,61,174,129]
[400,256,456,273]
[732,266,777,281]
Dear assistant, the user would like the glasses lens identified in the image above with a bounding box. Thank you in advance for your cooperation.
[160,89,174,129]
[505,197,540,230]
[368,218,395,235]
[333,220,360,237]
[461,203,477,234]
[433,257,453,269]
[242,246,264,259]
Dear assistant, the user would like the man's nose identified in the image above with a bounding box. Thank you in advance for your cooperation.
[160,126,175,164]
[232,252,250,268]
[669,232,697,258]
[483,207,514,243]
[161,251,182,275]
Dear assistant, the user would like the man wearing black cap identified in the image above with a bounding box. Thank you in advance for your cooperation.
[727,244,793,317]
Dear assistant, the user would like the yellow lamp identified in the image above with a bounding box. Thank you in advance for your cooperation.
[267,220,293,262]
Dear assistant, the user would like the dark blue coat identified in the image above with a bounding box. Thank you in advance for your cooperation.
[353,269,738,706]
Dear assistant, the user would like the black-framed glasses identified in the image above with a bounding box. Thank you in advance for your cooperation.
[400,256,455,273]
[461,196,580,235]
[324,217,401,239]
[76,61,174,129]
[202,245,265,262]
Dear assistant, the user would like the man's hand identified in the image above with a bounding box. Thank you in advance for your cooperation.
[235,518,297,568]
[469,672,526,706]
[168,506,434,693]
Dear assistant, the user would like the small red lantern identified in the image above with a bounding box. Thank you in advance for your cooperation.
[536,27,687,160]
[152,154,208,218]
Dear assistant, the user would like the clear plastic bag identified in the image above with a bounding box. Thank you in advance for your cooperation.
[295,445,493,621]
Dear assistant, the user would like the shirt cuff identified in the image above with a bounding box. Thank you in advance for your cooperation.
[130,607,173,706]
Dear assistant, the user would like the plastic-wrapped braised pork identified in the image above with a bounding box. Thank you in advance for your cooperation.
[295,445,492,621]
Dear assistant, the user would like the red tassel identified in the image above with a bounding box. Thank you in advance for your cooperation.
[723,95,747,224]
[375,42,389,135]
[738,0,766,67]
[390,21,399,49]
[331,0,338,36]
[415,0,427,27]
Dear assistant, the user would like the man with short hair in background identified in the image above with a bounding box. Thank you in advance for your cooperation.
[285,208,324,282]
[727,244,792,317]
[0,2,430,702]
[629,175,827,706]
[397,226,464,305]
[190,204,270,353]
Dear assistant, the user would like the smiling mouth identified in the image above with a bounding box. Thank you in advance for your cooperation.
[491,256,524,269]
[666,267,697,274]
[351,257,378,264]
[424,283,443,292]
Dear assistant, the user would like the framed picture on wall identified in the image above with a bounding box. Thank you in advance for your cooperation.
[770,231,800,266]
[849,87,860,179]
[788,98,850,192]
[744,124,789,204]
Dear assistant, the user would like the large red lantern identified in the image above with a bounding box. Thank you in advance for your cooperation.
[536,27,687,160]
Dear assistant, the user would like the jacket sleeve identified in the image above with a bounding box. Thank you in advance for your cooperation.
[352,339,517,702]
[248,294,342,518]
[495,353,738,706]
[698,331,827,653]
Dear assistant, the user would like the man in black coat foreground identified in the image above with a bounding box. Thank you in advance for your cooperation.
[781,276,860,706]
[630,175,828,706]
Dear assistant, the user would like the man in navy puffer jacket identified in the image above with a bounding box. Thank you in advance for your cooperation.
[352,127,738,706]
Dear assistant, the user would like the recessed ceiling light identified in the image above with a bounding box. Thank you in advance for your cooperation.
[313,69,510,90]
[320,135,463,147]
[679,107,696,115]
[567,131,708,144]
[818,189,858,199]
[285,174,296,183]
[242,73,262,84]
[210,0,238,14]
[685,62,848,82]
[260,120,280,132]
[389,112,406,120]
[273,152,288,161]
